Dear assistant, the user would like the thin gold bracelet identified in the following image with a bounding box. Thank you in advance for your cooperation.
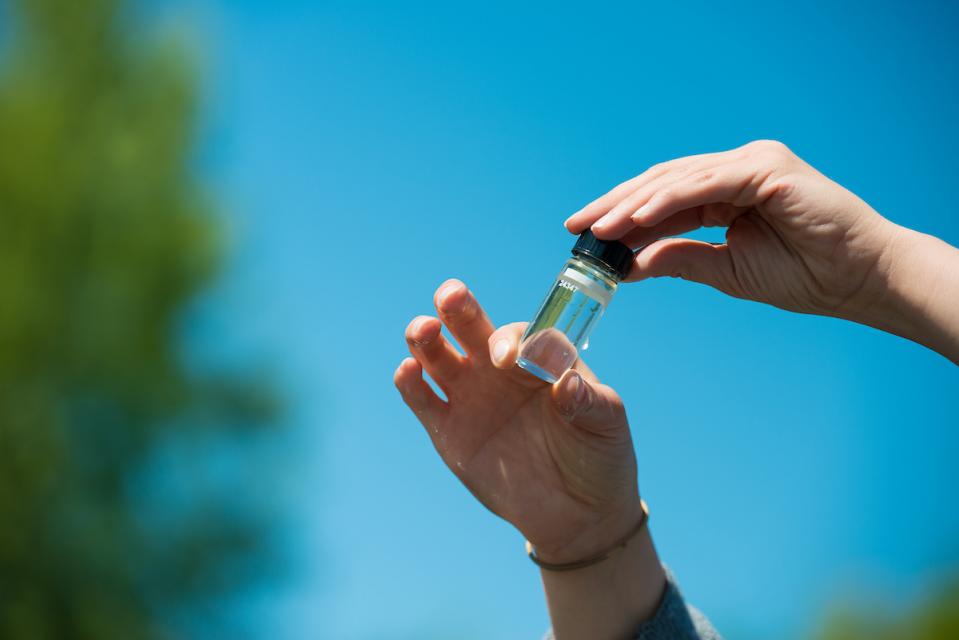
[525,499,649,572]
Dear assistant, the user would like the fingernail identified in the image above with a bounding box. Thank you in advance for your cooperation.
[592,215,608,230]
[438,283,466,313]
[573,374,588,405]
[492,339,510,365]
[411,318,432,345]
[437,285,456,304]
[562,373,583,416]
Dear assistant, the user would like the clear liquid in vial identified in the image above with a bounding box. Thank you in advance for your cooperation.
[517,258,616,383]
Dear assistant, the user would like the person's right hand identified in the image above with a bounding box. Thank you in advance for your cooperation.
[565,140,900,324]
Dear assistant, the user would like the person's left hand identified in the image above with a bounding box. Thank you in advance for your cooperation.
[394,279,643,563]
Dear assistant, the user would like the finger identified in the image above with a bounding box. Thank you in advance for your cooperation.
[627,237,742,298]
[405,315,466,390]
[590,148,750,240]
[590,160,716,240]
[551,370,627,436]
[620,203,749,249]
[630,160,770,229]
[487,322,551,388]
[564,153,710,233]
[487,322,527,369]
[618,207,707,250]
[434,279,496,359]
[564,175,646,233]
[394,357,448,431]
[488,322,601,387]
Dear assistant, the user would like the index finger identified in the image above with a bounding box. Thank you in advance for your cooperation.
[564,152,717,234]
[630,159,771,229]
[434,279,496,359]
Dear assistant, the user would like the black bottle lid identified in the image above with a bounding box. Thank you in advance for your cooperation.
[571,230,633,280]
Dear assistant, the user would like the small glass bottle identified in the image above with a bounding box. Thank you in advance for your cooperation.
[517,230,633,383]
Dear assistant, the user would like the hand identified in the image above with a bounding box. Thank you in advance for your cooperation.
[395,279,667,637]
[393,279,643,563]
[566,139,899,323]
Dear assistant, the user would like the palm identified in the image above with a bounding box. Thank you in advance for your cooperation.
[437,354,635,551]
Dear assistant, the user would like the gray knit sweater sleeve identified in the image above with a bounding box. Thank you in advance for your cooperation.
[541,568,721,640]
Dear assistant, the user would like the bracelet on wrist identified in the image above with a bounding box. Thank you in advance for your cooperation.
[525,499,649,572]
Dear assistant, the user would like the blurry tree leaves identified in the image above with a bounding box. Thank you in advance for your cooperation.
[0,0,280,637]
[816,577,959,640]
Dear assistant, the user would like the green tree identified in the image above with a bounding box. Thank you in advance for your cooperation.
[0,0,278,636]
[816,578,959,640]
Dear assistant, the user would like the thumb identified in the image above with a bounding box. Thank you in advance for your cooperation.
[628,237,742,297]
[551,370,626,435]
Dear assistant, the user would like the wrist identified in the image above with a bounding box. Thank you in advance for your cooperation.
[856,224,959,362]
[527,496,644,565]
[539,521,666,639]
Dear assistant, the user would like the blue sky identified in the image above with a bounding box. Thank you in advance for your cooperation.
[156,1,959,637]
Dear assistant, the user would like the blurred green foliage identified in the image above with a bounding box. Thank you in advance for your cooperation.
[816,578,959,640]
[0,0,279,637]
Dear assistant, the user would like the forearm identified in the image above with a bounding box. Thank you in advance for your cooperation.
[861,225,959,364]
[540,526,666,640]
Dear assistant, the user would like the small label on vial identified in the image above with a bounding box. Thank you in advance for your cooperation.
[558,268,612,306]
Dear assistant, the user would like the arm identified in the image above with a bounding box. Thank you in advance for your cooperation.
[566,139,959,365]
[539,526,664,639]
[393,280,716,639]
[863,226,959,363]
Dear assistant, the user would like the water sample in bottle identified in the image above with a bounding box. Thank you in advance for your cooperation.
[517,230,633,383]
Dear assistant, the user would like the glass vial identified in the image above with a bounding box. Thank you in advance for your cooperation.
[517,230,633,383]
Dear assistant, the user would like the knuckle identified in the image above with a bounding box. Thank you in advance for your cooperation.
[764,173,797,200]
[606,396,626,422]
[746,139,793,162]
[648,160,668,175]
[652,186,673,204]
[691,169,715,184]
[609,177,638,198]
[621,189,645,208]
[656,158,685,178]
[636,161,669,184]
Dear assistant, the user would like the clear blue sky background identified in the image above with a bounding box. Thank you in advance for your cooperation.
[154,1,959,637]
